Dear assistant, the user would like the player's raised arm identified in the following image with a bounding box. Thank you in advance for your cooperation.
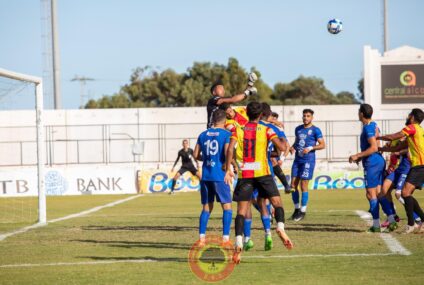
[379,140,408,153]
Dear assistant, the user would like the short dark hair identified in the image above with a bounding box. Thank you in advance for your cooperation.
[271,112,279,119]
[219,103,231,111]
[212,109,227,124]
[410,108,424,124]
[303,109,314,115]
[210,79,224,94]
[261,102,272,118]
[246,101,263,121]
[359,103,373,119]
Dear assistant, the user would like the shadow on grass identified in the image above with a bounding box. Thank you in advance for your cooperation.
[81,225,197,232]
[79,255,188,263]
[72,239,192,250]
[286,223,362,233]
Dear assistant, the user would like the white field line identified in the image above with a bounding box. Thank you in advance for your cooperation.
[0,259,156,268]
[355,210,411,256]
[0,195,143,242]
[0,253,397,268]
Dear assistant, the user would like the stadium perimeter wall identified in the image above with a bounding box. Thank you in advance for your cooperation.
[1,104,422,197]
[0,104,419,167]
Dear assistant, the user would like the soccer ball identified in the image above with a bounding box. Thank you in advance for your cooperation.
[327,18,343,34]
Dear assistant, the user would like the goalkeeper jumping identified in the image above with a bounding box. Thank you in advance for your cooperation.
[206,72,258,129]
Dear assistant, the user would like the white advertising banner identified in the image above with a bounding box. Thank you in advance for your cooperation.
[0,166,138,197]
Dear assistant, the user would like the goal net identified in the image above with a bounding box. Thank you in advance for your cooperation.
[0,68,46,236]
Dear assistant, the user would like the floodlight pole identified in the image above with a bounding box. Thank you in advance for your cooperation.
[383,0,389,52]
[51,0,62,109]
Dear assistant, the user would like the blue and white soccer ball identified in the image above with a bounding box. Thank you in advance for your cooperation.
[327,18,343,34]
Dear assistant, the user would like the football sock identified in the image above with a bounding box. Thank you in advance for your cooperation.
[273,165,290,190]
[301,192,309,212]
[369,199,380,226]
[199,210,210,235]
[266,203,272,216]
[398,196,420,220]
[390,201,397,215]
[378,196,394,216]
[292,190,300,206]
[243,218,252,240]
[274,207,285,223]
[235,214,244,236]
[412,197,424,221]
[222,209,232,237]
[171,179,176,192]
[403,196,415,226]
[261,215,271,235]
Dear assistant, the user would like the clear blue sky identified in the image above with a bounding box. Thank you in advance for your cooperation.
[1,0,423,109]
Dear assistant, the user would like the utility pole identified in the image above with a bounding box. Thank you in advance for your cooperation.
[71,76,94,108]
[51,0,62,109]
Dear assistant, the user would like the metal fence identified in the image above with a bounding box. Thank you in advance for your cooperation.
[0,119,406,167]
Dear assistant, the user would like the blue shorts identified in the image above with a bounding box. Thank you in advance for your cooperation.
[200,181,232,205]
[385,170,408,191]
[291,160,316,180]
[363,157,385,188]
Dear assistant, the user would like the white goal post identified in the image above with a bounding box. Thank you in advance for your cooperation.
[0,68,46,224]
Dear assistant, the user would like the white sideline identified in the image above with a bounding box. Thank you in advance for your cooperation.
[0,194,142,242]
[355,210,411,256]
[0,253,396,268]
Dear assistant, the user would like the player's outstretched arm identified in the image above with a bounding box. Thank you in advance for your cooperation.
[377,131,405,141]
[379,140,408,153]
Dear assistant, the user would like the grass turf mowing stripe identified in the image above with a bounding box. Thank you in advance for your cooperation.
[0,253,398,268]
[0,194,142,242]
[355,210,411,256]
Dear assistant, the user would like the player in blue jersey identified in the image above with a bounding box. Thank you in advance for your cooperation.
[379,139,417,230]
[289,109,326,221]
[193,109,233,246]
[349,104,386,232]
[270,112,291,192]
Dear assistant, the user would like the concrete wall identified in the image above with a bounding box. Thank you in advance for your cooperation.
[0,104,417,168]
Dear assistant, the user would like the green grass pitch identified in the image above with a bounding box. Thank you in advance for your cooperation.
[0,190,423,284]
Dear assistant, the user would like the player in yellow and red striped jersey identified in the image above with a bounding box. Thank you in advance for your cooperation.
[224,102,293,264]
[378,108,424,234]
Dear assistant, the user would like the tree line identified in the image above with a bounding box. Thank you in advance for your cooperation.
[85,58,363,108]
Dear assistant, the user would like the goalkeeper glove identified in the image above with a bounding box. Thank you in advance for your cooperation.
[247,72,258,87]
[244,86,257,97]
